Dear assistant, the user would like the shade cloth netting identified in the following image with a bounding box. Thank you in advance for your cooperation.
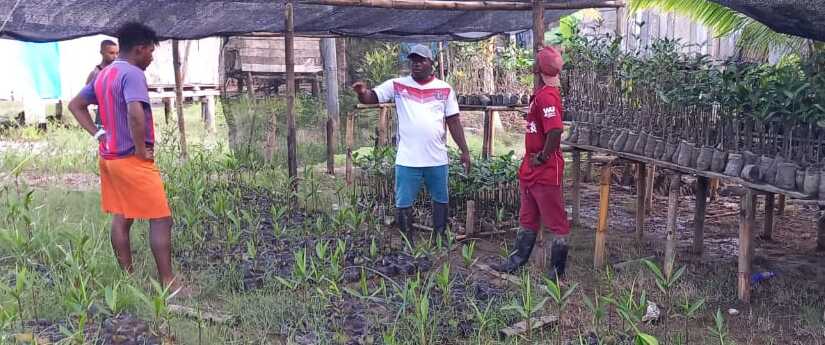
[1,1,821,42]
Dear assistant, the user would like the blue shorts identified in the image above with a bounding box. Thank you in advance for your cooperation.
[395,165,449,208]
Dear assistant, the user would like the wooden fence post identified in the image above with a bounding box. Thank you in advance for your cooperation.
[346,112,355,185]
[172,40,188,159]
[635,162,647,240]
[571,150,581,227]
[664,174,681,278]
[594,163,612,269]
[466,200,476,235]
[738,189,756,303]
[761,193,775,240]
[693,176,708,255]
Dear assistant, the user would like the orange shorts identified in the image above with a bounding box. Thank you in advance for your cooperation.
[99,156,171,220]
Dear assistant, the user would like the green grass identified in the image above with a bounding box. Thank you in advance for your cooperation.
[1,98,824,345]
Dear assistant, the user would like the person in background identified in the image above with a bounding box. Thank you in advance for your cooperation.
[85,39,119,127]
[68,23,186,295]
[494,46,571,281]
[352,44,471,247]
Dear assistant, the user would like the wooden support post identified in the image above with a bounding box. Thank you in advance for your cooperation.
[635,162,647,240]
[817,208,825,252]
[709,177,720,202]
[321,37,340,175]
[571,150,581,227]
[645,165,655,215]
[594,163,612,269]
[246,71,255,99]
[583,152,593,183]
[532,0,545,91]
[693,176,708,255]
[490,111,497,157]
[346,112,355,185]
[776,194,786,216]
[466,200,476,235]
[377,106,389,147]
[172,40,188,159]
[738,190,756,303]
[664,174,681,278]
[285,0,299,192]
[482,109,493,159]
[202,95,216,133]
[162,97,172,125]
[437,42,445,79]
[761,193,775,240]
[55,100,63,122]
[311,79,320,97]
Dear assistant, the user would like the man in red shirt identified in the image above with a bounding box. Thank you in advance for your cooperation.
[494,46,570,280]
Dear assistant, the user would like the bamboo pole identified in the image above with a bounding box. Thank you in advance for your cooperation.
[172,40,188,159]
[285,0,299,192]
[738,189,756,303]
[594,163,611,269]
[482,109,493,159]
[693,176,708,255]
[664,174,680,278]
[635,162,647,240]
[817,209,824,252]
[303,0,624,11]
[437,42,445,80]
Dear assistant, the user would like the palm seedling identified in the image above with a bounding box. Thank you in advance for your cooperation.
[543,277,579,345]
[502,270,548,341]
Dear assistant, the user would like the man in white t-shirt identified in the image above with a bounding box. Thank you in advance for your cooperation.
[352,44,471,246]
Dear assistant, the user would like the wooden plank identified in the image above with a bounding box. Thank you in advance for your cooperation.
[285,0,299,193]
[595,163,612,269]
[562,142,812,199]
[665,174,681,277]
[172,40,188,159]
[571,150,582,227]
[635,162,647,240]
[148,90,221,99]
[738,190,756,303]
[693,176,708,255]
[466,200,476,235]
[356,103,528,111]
[304,0,623,10]
[499,315,559,339]
[761,194,775,240]
[346,112,355,185]
[240,63,323,74]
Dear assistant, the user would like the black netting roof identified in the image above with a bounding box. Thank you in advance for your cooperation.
[0,0,584,42]
[1,1,821,43]
[708,0,824,41]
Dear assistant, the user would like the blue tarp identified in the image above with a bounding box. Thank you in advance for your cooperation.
[21,42,61,99]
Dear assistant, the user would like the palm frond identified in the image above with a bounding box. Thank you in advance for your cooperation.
[737,21,810,60]
[629,0,746,37]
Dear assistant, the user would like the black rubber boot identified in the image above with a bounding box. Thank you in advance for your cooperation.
[492,230,537,273]
[431,202,448,247]
[547,240,569,281]
[397,207,414,247]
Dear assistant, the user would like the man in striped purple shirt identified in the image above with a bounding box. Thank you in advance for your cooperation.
[69,22,184,295]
